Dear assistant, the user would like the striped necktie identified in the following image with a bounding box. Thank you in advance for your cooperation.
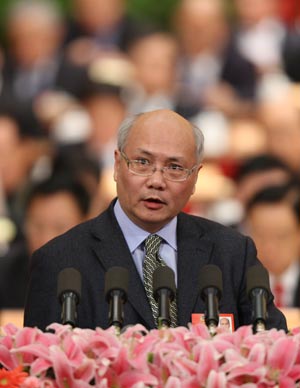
[143,234,177,328]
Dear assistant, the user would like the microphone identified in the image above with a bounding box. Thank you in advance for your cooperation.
[199,264,223,335]
[57,267,81,327]
[246,265,270,333]
[104,266,129,332]
[153,266,176,328]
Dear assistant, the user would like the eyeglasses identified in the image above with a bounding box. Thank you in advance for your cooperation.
[120,151,198,182]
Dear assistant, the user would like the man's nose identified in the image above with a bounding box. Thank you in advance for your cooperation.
[146,167,167,188]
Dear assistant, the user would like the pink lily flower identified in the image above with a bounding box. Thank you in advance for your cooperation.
[266,336,300,383]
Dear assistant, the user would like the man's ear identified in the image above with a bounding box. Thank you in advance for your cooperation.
[192,164,203,194]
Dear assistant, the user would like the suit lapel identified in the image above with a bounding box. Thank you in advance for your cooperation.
[176,213,214,326]
[89,205,155,328]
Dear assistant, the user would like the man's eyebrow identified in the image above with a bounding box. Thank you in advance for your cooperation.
[135,148,186,162]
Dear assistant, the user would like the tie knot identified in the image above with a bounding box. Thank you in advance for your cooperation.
[145,234,162,256]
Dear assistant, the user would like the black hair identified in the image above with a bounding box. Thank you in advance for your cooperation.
[236,154,292,182]
[52,147,101,183]
[246,181,300,225]
[24,175,91,216]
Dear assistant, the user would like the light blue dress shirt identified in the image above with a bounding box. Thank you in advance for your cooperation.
[114,200,178,285]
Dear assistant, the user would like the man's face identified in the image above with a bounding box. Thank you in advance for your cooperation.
[246,202,300,276]
[25,192,85,255]
[220,318,230,330]
[114,110,201,233]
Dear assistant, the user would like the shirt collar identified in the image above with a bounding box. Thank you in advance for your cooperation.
[114,199,177,253]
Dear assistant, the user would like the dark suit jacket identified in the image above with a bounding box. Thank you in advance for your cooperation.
[0,239,29,309]
[24,200,287,332]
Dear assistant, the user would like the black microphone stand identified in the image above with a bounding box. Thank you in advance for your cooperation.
[199,265,223,336]
[246,265,270,334]
[57,267,81,328]
[108,290,125,335]
[153,266,176,329]
[204,287,219,335]
[251,288,267,333]
[157,289,173,328]
[61,291,78,327]
[105,266,129,335]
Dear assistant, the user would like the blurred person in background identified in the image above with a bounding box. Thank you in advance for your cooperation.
[32,90,90,139]
[183,114,268,228]
[220,117,268,176]
[0,114,50,229]
[0,113,52,311]
[195,151,296,230]
[0,0,86,135]
[185,118,267,227]
[50,149,105,217]
[258,91,300,176]
[0,175,91,309]
[126,30,181,115]
[173,0,257,119]
[234,153,296,210]
[83,88,126,168]
[24,176,91,255]
[243,182,300,308]
[27,87,107,213]
[64,0,148,65]
[232,0,286,74]
[79,55,131,169]
[232,0,300,104]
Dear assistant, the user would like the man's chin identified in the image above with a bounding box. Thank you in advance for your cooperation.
[136,211,171,232]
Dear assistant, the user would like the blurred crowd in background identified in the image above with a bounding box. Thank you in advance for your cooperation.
[0,0,300,317]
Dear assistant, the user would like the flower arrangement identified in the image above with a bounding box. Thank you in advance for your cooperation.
[1,322,300,387]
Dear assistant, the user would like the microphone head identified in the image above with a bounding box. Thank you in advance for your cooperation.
[153,266,176,302]
[57,267,82,303]
[199,264,223,299]
[246,265,271,298]
[104,266,129,302]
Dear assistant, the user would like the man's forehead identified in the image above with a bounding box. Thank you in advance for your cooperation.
[134,109,190,127]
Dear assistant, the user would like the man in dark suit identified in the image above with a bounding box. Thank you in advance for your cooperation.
[173,0,257,119]
[24,109,287,332]
[0,0,86,136]
[243,182,300,309]
[0,174,91,310]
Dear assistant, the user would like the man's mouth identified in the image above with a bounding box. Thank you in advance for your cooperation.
[144,197,164,204]
[143,197,166,208]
